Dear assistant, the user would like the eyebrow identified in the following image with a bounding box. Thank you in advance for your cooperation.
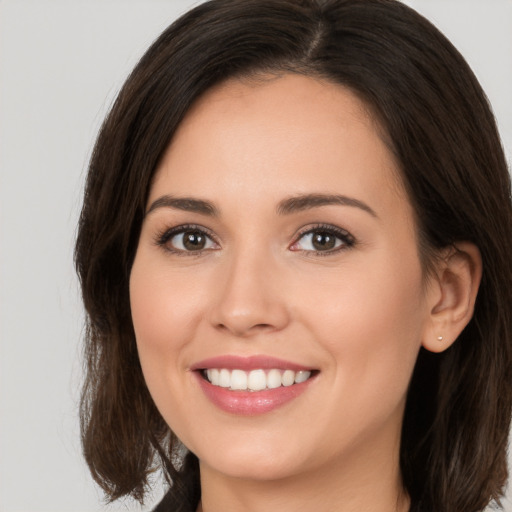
[277,193,377,218]
[146,193,377,218]
[146,195,219,217]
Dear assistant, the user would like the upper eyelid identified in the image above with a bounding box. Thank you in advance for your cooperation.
[159,223,217,239]
[155,224,220,249]
[155,222,355,250]
[293,224,354,242]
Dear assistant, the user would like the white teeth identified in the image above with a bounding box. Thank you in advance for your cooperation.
[209,368,219,385]
[230,369,247,390]
[267,369,282,389]
[219,369,231,388]
[282,370,295,387]
[203,368,312,390]
[248,369,266,391]
[294,370,310,384]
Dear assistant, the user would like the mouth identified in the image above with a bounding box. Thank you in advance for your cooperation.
[191,355,318,415]
[201,368,314,391]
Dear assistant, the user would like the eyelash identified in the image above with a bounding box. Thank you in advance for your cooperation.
[154,224,219,256]
[291,224,355,256]
[154,223,355,256]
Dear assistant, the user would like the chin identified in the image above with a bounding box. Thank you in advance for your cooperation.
[189,432,312,482]
[199,453,306,482]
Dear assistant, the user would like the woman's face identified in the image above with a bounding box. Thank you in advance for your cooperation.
[130,74,434,482]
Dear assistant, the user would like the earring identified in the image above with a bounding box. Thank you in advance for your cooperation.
[437,336,443,341]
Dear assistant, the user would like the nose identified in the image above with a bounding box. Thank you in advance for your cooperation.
[208,250,290,338]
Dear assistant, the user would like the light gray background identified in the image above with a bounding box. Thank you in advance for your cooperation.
[1,1,511,511]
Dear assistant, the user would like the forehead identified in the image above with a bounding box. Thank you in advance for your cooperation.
[150,73,407,221]
[171,73,379,156]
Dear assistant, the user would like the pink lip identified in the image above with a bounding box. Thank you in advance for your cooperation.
[190,355,313,372]
[194,373,315,415]
[190,355,317,416]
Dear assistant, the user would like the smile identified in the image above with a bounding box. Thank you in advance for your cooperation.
[202,368,312,391]
[192,355,318,415]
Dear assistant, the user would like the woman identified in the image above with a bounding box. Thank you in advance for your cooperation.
[74,1,512,511]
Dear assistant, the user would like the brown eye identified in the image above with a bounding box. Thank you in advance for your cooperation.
[182,230,207,250]
[161,227,218,253]
[311,232,337,251]
[290,226,354,254]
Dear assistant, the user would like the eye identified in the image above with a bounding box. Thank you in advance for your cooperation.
[290,225,354,254]
[156,225,218,254]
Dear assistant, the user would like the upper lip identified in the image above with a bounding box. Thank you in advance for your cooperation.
[190,355,314,372]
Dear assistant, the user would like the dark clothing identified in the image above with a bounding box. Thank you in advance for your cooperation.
[152,490,199,512]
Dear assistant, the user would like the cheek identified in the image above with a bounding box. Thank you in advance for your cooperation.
[130,257,203,351]
[129,252,210,437]
[129,251,203,400]
[297,248,426,405]
[303,254,424,330]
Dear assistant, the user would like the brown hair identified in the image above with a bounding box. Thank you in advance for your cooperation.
[75,1,512,511]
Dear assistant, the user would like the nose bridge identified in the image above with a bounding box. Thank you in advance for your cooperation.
[209,241,289,336]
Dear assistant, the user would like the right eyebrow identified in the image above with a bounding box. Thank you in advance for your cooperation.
[145,195,219,217]
[276,193,378,218]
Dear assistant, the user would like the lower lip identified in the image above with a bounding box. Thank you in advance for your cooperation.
[195,373,315,415]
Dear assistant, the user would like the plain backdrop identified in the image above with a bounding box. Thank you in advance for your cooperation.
[0,1,511,511]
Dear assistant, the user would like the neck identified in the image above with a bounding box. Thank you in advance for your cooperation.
[197,420,409,512]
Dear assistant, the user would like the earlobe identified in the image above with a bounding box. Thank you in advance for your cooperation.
[422,242,482,353]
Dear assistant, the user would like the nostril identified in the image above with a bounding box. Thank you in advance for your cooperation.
[215,321,277,337]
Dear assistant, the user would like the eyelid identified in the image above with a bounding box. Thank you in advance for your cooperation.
[153,222,355,256]
[154,223,220,254]
[289,223,355,254]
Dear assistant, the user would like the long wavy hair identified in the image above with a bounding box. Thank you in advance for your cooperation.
[75,1,512,511]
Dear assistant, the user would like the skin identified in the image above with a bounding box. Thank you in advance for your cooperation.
[130,74,481,512]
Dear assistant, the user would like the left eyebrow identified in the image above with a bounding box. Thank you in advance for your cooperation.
[276,193,378,218]
[145,195,219,217]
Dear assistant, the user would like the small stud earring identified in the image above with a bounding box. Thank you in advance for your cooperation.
[437,336,443,341]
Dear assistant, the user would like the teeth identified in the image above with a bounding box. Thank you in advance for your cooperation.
[203,368,312,391]
[282,370,295,387]
[294,370,310,384]
[247,369,266,391]
[230,369,247,390]
[267,369,282,389]
[219,369,230,388]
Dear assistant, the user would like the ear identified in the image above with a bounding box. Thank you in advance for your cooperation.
[422,242,482,353]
